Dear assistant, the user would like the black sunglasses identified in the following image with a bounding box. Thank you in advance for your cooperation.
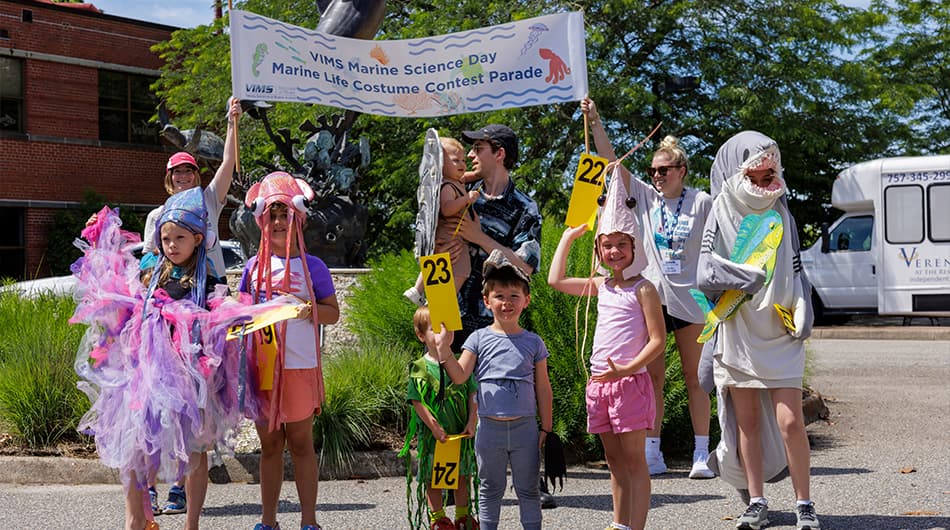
[647,165,684,177]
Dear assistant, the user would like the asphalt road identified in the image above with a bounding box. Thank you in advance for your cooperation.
[0,338,947,529]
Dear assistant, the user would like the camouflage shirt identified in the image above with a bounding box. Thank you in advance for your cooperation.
[458,177,542,332]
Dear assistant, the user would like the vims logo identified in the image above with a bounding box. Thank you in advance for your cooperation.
[245,84,274,95]
[899,247,918,267]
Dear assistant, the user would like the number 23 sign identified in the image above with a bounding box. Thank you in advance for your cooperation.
[564,153,608,229]
[420,253,462,332]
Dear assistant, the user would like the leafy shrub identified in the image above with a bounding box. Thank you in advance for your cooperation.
[314,339,414,473]
[344,249,419,351]
[0,291,87,447]
[44,190,146,277]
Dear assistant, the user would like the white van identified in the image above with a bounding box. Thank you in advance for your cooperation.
[801,155,950,320]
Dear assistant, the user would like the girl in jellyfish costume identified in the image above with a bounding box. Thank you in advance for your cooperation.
[71,188,292,530]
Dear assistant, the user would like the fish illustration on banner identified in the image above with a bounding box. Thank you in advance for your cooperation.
[690,210,784,343]
[230,10,588,117]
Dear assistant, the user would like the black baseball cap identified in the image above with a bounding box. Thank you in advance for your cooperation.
[462,124,518,168]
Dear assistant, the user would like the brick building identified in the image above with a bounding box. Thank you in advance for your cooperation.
[0,0,185,280]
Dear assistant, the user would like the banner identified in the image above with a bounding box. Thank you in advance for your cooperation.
[230,10,587,117]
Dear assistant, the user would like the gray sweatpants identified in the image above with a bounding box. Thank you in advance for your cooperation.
[475,416,542,530]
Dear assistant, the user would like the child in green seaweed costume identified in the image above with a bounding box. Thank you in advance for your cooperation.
[400,306,479,530]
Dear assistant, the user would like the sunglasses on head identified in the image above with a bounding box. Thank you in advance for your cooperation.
[646,165,683,177]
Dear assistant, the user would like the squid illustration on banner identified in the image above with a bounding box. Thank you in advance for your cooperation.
[230,10,588,117]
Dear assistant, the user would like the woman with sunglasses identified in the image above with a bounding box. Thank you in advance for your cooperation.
[581,97,715,480]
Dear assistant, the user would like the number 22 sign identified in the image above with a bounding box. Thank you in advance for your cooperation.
[564,153,608,229]
[420,253,462,332]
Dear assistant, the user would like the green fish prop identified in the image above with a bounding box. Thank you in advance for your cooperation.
[690,210,784,343]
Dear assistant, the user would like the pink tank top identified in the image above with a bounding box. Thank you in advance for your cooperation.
[590,278,650,376]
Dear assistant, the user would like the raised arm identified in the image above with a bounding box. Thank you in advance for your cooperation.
[433,324,476,385]
[582,97,631,185]
[547,224,600,296]
[207,98,243,206]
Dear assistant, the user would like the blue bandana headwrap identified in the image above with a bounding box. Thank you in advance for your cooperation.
[146,187,211,308]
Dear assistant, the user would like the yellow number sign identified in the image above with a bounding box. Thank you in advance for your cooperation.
[255,324,278,391]
[565,153,608,229]
[431,434,466,489]
[420,253,462,333]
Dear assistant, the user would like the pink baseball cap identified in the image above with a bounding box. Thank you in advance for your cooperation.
[166,152,198,171]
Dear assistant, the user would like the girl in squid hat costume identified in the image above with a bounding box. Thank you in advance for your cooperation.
[238,171,340,530]
[548,167,667,530]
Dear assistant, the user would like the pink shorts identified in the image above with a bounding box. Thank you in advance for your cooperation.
[259,367,321,425]
[586,371,656,434]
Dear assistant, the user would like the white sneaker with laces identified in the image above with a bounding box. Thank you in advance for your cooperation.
[403,286,426,306]
[646,450,667,475]
[689,450,715,479]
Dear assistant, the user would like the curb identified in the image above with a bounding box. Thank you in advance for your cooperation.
[0,450,405,486]
[809,326,950,340]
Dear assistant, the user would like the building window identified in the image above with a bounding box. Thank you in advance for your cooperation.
[0,56,24,133]
[98,70,159,145]
[0,208,25,280]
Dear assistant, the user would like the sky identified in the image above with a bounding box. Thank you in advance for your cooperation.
[89,0,216,28]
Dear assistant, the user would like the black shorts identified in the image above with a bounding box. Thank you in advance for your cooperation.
[662,305,694,332]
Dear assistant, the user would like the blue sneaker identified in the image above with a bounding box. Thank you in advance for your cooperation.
[253,524,280,530]
[148,486,160,515]
[162,484,186,515]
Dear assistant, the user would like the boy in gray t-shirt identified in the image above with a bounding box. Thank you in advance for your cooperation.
[437,250,553,530]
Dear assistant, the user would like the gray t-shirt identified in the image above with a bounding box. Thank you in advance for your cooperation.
[628,179,712,323]
[143,185,226,277]
[462,327,549,419]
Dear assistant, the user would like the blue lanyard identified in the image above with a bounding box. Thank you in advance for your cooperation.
[659,189,686,252]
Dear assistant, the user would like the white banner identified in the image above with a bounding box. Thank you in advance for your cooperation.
[230,10,588,117]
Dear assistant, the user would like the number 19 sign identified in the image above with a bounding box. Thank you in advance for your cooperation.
[564,153,608,229]
[420,253,462,332]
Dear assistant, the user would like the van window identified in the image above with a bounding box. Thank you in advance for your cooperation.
[884,185,923,244]
[929,184,950,242]
[829,215,873,252]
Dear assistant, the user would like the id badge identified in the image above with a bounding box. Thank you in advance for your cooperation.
[662,259,682,275]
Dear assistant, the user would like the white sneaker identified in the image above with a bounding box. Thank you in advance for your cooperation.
[403,286,426,306]
[646,451,667,475]
[689,450,715,479]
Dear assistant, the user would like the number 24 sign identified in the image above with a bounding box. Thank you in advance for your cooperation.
[564,153,608,229]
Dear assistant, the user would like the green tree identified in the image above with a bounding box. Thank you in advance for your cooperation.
[860,0,950,153]
[152,0,931,258]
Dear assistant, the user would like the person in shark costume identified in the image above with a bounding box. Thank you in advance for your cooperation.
[696,131,820,530]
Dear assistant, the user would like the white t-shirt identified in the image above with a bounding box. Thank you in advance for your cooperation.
[239,254,336,369]
[143,185,226,277]
[628,179,712,323]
